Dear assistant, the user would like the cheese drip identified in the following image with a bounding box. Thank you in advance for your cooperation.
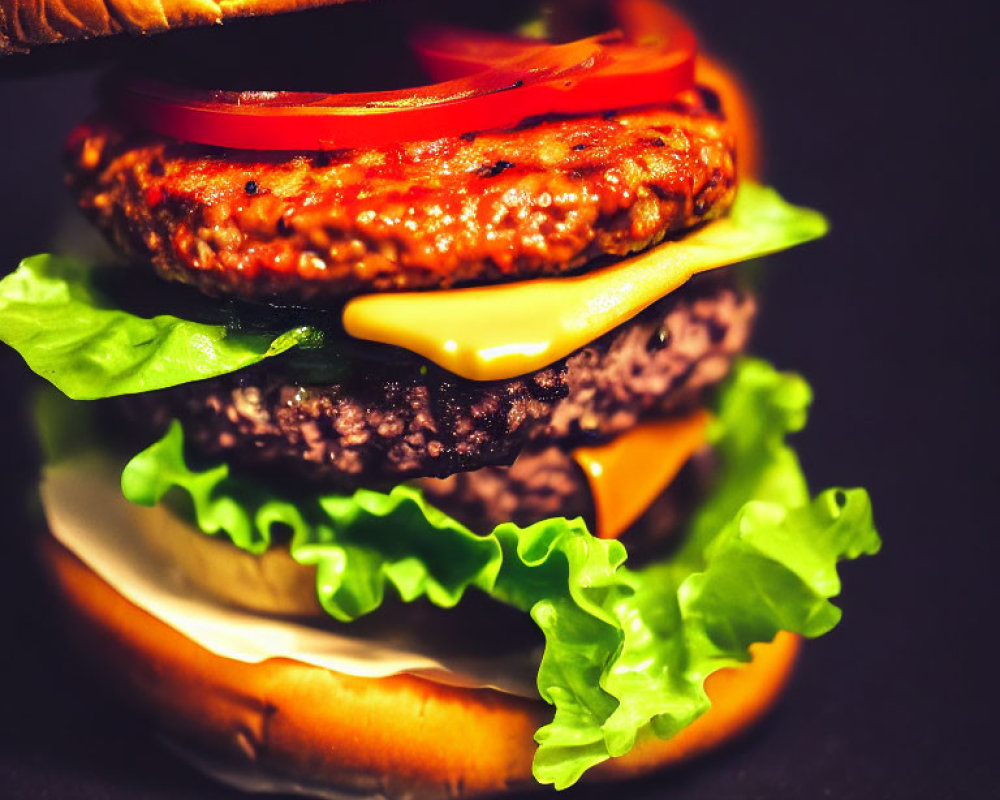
[572,410,710,540]
[342,185,827,381]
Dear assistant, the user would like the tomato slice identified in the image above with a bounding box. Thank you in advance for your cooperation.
[119,0,696,151]
[409,26,551,82]
[411,0,696,82]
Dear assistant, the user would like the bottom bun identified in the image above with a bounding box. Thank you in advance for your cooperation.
[39,533,800,799]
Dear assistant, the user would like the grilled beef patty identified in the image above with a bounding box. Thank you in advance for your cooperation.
[67,92,735,304]
[125,272,753,486]
[419,445,713,558]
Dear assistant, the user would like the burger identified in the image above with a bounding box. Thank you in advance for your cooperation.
[0,0,879,797]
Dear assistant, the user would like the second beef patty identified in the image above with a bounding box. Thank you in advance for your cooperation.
[126,272,754,487]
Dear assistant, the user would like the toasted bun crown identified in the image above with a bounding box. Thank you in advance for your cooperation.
[0,0,360,53]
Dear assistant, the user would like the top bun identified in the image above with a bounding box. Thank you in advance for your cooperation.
[0,0,360,53]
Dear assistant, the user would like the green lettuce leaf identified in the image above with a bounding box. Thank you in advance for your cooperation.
[2,184,823,400]
[0,254,319,399]
[118,358,878,788]
[530,361,879,786]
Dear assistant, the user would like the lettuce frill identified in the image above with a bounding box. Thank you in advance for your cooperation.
[119,359,879,787]
[0,255,318,399]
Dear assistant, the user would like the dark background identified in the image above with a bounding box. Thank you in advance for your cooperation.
[0,1,994,798]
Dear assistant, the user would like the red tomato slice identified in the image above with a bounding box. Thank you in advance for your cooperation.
[412,0,696,82]
[119,0,696,151]
[409,26,551,82]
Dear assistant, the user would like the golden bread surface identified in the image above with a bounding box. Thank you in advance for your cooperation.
[41,533,800,798]
[0,0,358,53]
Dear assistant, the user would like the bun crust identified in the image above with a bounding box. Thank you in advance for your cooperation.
[0,0,357,53]
[40,533,800,798]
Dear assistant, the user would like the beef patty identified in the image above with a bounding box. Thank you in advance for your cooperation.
[66,91,736,304]
[127,272,754,486]
[418,445,714,559]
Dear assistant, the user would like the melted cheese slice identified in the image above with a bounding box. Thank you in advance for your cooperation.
[572,410,710,540]
[342,185,826,381]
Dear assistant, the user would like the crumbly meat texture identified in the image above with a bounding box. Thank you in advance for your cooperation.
[547,277,753,441]
[66,92,736,304]
[128,273,753,486]
[418,446,713,556]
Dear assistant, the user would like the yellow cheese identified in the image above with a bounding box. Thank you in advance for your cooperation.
[572,410,710,540]
[342,227,718,380]
[342,184,827,381]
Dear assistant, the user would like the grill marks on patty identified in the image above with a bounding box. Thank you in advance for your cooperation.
[67,93,736,303]
[130,274,754,487]
[75,90,747,488]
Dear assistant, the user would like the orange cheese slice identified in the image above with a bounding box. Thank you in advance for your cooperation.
[572,409,710,540]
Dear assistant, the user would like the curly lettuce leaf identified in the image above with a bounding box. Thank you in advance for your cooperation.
[118,359,879,788]
[0,255,318,399]
[121,417,629,628]
[530,361,878,785]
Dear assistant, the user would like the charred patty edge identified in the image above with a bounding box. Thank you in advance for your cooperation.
[67,93,737,304]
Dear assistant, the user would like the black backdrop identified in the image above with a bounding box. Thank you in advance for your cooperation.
[0,1,994,798]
